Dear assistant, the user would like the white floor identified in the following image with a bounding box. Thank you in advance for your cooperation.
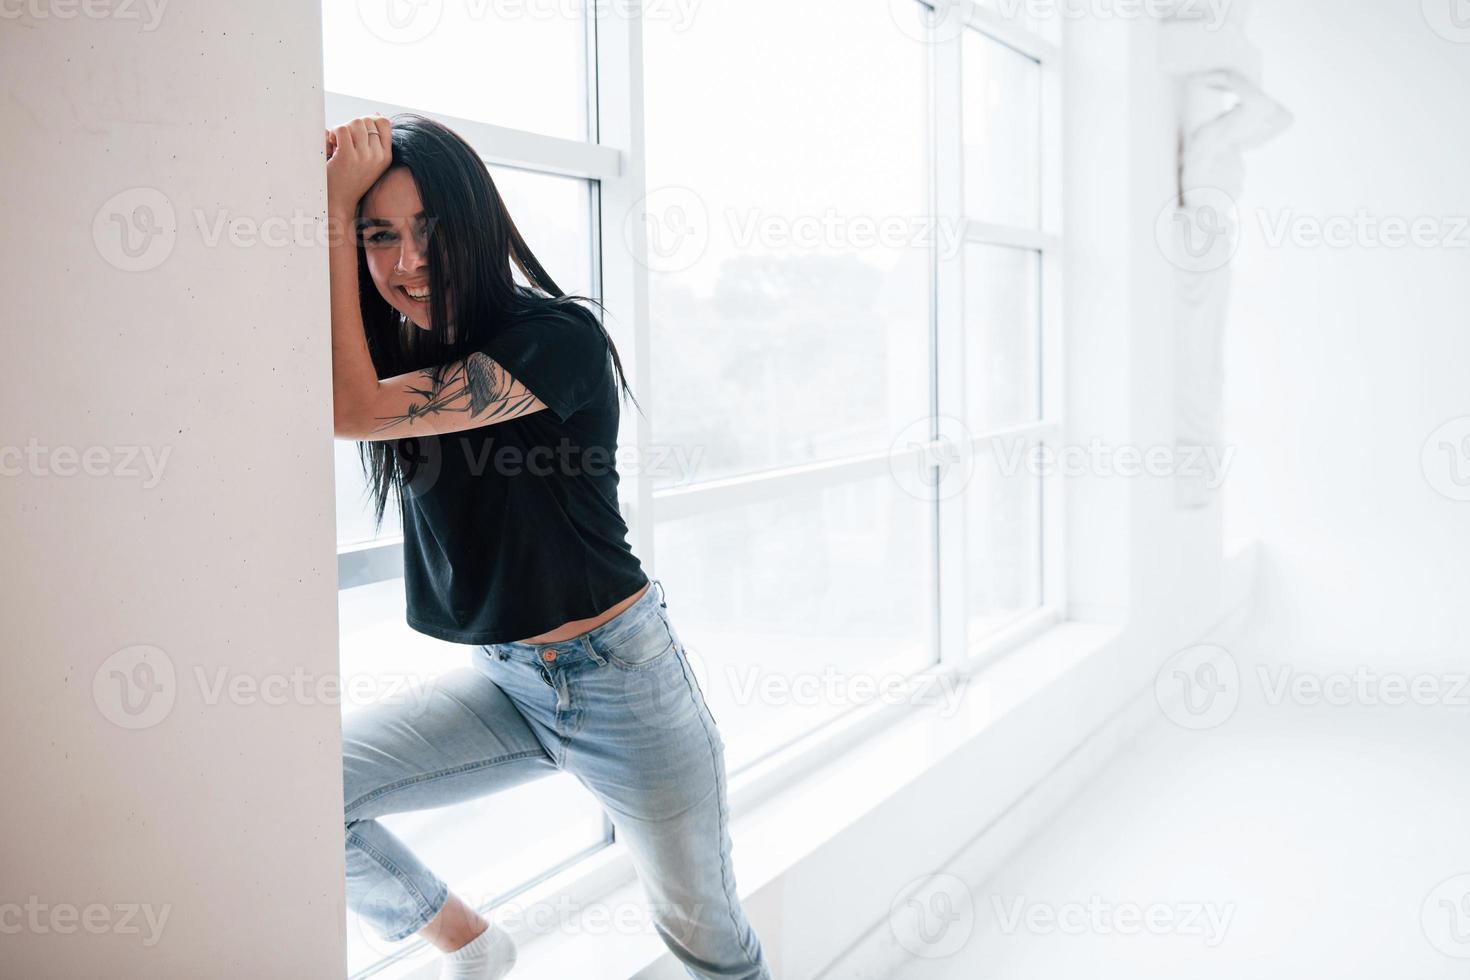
[892,659,1470,978]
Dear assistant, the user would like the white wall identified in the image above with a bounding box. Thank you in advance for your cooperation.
[0,5,344,977]
[1224,0,1470,670]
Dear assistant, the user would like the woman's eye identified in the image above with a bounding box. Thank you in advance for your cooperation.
[365,231,396,245]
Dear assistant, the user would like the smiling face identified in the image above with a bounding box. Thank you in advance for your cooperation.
[358,166,442,330]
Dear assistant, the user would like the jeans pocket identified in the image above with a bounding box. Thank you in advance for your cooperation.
[603,613,678,671]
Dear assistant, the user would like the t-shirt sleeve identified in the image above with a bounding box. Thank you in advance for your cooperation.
[478,306,609,423]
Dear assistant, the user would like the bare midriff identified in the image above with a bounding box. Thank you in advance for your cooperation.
[513,581,651,644]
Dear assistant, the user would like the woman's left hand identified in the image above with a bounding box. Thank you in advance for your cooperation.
[326,114,393,214]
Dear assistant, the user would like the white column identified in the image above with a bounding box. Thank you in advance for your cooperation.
[0,3,344,976]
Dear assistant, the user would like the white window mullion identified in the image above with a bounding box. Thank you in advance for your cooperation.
[934,15,969,668]
[588,4,656,571]
[1039,44,1067,613]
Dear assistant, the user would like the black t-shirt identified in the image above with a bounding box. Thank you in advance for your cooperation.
[397,303,649,644]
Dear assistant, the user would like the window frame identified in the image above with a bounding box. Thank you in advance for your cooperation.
[934,0,1067,668]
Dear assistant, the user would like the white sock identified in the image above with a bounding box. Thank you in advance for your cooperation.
[438,922,517,980]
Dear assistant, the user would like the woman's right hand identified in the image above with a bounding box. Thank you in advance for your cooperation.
[326,115,394,215]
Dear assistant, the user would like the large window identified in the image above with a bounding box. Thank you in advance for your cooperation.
[327,0,1062,974]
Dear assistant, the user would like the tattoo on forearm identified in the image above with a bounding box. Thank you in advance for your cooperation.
[372,353,537,431]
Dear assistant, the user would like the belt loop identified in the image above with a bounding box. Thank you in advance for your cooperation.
[580,634,606,666]
[653,578,667,609]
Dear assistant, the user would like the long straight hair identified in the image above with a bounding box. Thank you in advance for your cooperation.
[354,113,639,533]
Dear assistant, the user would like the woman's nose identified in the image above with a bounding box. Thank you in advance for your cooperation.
[397,240,427,274]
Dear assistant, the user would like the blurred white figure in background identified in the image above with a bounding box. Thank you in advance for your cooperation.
[1171,65,1293,508]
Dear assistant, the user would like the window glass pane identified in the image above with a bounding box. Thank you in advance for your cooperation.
[489,167,595,300]
[963,31,1041,228]
[641,0,931,489]
[654,475,935,769]
[333,168,593,550]
[339,578,607,976]
[968,438,1042,640]
[321,0,588,140]
[965,244,1041,431]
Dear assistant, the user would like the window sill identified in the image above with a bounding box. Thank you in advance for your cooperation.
[366,618,1121,980]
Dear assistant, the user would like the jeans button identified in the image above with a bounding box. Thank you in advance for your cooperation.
[542,649,558,663]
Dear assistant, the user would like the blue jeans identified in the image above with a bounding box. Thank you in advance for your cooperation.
[343,579,773,979]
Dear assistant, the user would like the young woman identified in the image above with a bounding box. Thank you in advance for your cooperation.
[327,114,773,980]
